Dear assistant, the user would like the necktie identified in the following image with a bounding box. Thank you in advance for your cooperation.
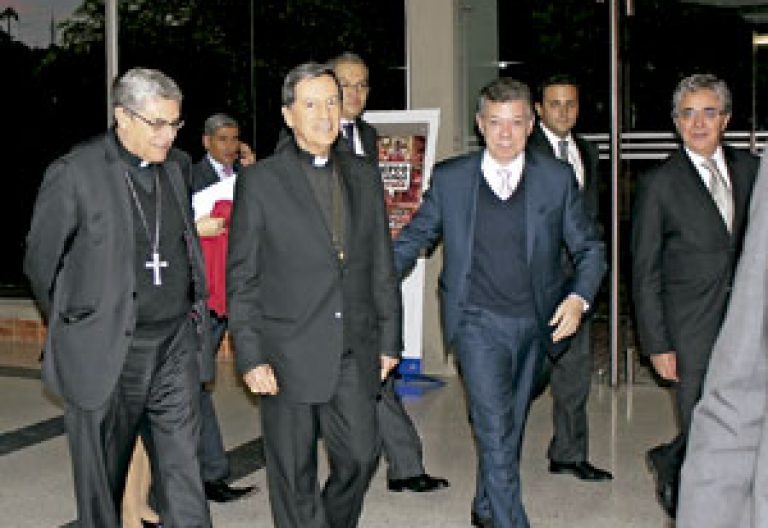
[222,165,234,177]
[342,122,355,151]
[558,140,569,162]
[497,168,514,200]
[703,158,733,233]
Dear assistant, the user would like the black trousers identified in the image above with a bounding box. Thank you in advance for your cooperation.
[198,312,230,483]
[376,376,425,480]
[547,320,593,463]
[260,353,379,528]
[64,318,210,528]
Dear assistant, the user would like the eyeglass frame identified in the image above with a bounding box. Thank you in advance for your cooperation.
[673,107,728,121]
[339,81,370,92]
[123,106,185,132]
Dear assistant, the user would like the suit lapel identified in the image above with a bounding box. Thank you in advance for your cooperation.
[523,155,548,262]
[676,149,731,239]
[103,135,135,252]
[724,147,751,239]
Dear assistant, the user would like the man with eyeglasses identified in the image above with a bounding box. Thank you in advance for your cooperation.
[632,73,758,519]
[24,67,212,527]
[393,77,605,528]
[329,51,450,495]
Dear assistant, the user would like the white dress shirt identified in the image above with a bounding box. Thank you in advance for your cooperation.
[539,123,585,189]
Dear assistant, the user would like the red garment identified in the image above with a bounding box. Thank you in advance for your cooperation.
[200,200,233,316]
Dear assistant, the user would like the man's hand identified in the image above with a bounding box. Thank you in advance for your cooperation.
[549,295,585,343]
[380,355,400,381]
[195,215,226,237]
[243,364,279,395]
[650,352,678,382]
[239,143,256,167]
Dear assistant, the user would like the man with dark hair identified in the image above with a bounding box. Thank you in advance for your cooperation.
[394,77,605,528]
[529,73,611,482]
[190,112,256,503]
[632,73,758,518]
[24,67,212,527]
[329,51,449,494]
[227,62,401,528]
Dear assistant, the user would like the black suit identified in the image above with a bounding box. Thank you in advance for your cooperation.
[227,140,401,527]
[351,117,379,166]
[24,133,212,527]
[528,124,602,465]
[190,156,220,193]
[189,155,239,484]
[632,145,758,483]
[342,115,432,480]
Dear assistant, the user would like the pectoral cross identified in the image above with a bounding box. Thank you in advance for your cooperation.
[145,250,168,286]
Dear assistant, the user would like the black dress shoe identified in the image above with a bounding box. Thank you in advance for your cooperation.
[656,478,678,519]
[548,460,613,481]
[387,473,450,492]
[471,510,493,528]
[204,479,256,502]
[141,520,163,528]
[646,446,678,518]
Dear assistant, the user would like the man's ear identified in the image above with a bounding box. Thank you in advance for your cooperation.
[114,106,129,129]
[281,106,293,129]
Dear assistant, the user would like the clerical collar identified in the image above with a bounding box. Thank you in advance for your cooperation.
[292,138,331,168]
[111,128,154,168]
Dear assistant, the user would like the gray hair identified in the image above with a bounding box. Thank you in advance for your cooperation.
[203,113,239,136]
[282,62,338,107]
[476,77,533,118]
[113,67,182,111]
[328,51,367,71]
[672,73,732,118]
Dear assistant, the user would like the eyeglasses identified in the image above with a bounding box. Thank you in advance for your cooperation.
[675,107,726,121]
[124,107,185,132]
[339,82,370,92]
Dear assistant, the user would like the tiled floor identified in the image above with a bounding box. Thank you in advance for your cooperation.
[0,343,678,527]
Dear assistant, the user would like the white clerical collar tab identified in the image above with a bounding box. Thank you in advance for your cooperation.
[313,156,329,167]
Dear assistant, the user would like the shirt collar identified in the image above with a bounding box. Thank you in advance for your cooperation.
[538,122,574,152]
[482,149,524,175]
[684,145,725,168]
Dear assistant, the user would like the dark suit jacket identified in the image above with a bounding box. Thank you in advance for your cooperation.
[355,117,379,166]
[190,156,245,194]
[226,141,402,403]
[24,133,212,410]
[527,124,600,222]
[631,146,758,370]
[393,148,606,358]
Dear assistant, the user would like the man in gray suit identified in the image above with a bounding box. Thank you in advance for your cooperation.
[330,50,449,494]
[677,150,768,527]
[24,68,212,527]
[227,62,401,528]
